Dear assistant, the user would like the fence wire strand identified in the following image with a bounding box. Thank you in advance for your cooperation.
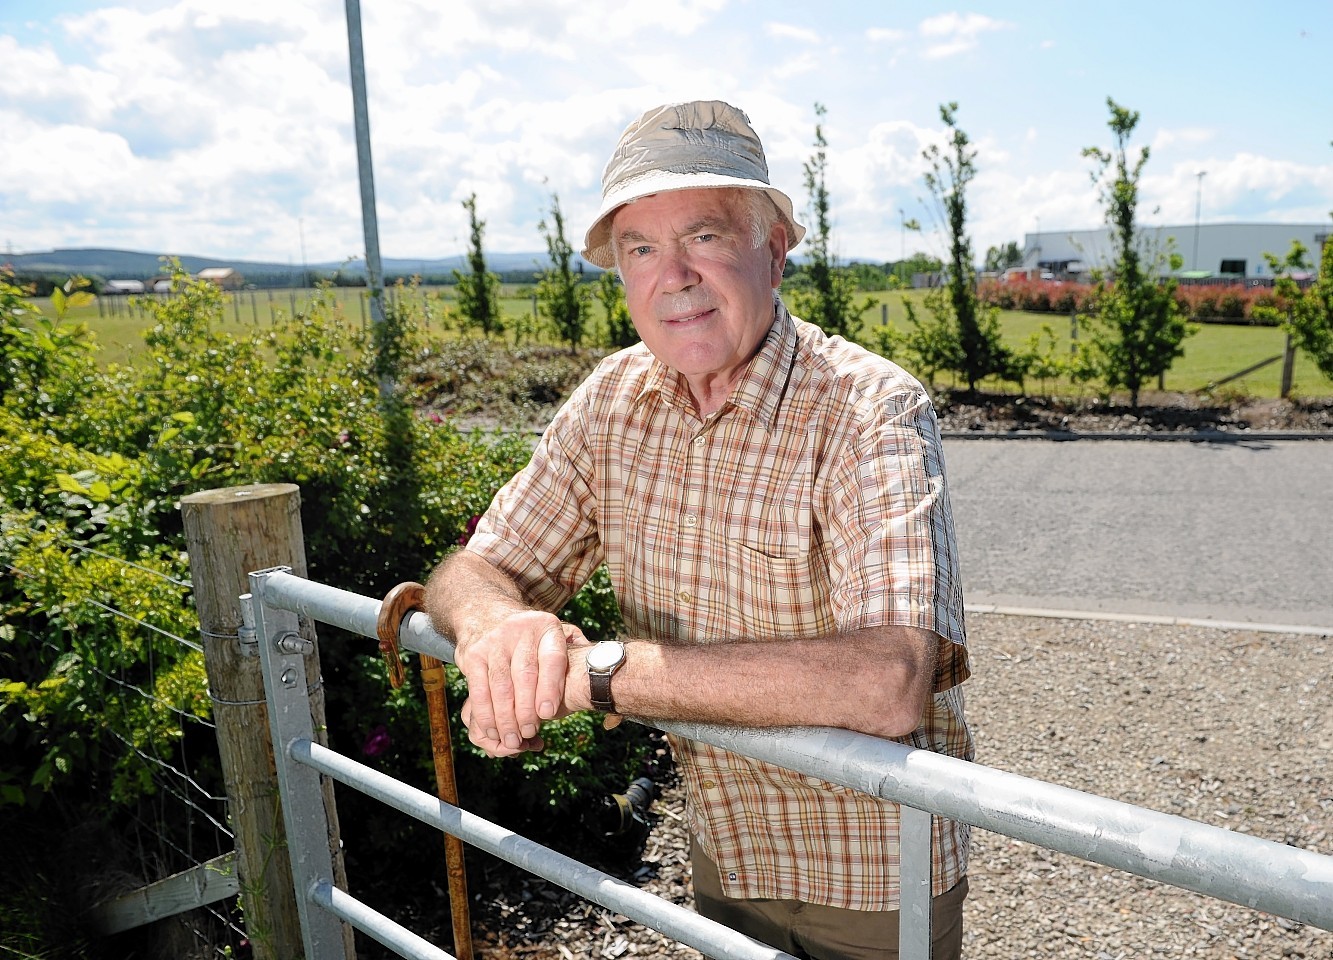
[53,535,194,588]
[80,595,204,653]
[4,544,242,955]
[82,656,216,728]
[102,716,232,819]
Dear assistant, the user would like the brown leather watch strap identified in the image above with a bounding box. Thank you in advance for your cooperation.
[590,670,615,713]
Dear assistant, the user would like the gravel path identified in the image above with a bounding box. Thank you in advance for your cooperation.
[464,613,1332,960]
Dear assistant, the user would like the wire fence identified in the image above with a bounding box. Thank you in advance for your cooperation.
[93,284,455,334]
[2,532,246,957]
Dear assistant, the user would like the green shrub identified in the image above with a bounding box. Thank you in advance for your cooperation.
[1,265,644,894]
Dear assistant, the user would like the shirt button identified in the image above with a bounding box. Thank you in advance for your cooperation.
[678,590,692,603]
[693,435,706,446]
[683,514,697,527]
[701,779,717,790]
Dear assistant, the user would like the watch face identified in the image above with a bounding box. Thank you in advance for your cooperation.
[586,641,624,671]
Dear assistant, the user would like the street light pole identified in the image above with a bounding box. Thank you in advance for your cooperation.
[344,0,391,402]
[1193,170,1207,273]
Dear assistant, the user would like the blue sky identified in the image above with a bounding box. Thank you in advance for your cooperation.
[2,0,1330,266]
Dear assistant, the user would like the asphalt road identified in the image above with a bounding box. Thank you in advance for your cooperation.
[942,437,1333,630]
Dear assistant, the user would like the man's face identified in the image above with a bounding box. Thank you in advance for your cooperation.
[611,188,785,404]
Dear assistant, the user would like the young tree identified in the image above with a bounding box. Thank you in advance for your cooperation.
[1079,98,1191,408]
[453,193,503,338]
[984,241,1023,273]
[595,269,637,349]
[1259,231,1333,382]
[922,102,1011,392]
[791,102,871,340]
[537,193,590,350]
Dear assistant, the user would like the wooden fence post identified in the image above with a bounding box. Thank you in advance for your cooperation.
[181,483,354,960]
[1281,331,1296,399]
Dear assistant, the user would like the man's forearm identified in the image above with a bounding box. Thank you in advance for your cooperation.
[424,550,531,649]
[567,626,941,740]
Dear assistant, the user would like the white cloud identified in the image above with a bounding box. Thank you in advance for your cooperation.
[1141,154,1333,225]
[867,27,907,43]
[772,51,821,80]
[0,113,140,202]
[767,22,821,44]
[1151,127,1217,154]
[918,12,1012,59]
[2,0,1329,264]
[971,168,1102,252]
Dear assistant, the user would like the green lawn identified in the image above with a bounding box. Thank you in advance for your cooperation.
[861,289,1333,399]
[24,285,1333,399]
[33,284,548,367]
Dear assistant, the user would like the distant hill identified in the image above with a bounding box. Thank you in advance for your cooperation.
[3,247,601,283]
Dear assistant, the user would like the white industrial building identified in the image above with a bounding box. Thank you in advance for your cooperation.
[1017,222,1330,281]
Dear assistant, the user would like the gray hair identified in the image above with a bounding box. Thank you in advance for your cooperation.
[734,188,782,250]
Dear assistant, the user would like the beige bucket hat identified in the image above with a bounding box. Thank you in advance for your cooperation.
[581,100,806,269]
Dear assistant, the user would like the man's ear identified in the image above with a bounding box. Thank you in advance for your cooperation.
[768,225,788,287]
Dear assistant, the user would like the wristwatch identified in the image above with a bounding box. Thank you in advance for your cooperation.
[585,640,626,713]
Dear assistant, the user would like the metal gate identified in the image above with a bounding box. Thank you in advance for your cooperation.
[245,566,1333,959]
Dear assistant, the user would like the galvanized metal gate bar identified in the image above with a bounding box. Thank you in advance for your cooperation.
[246,578,351,956]
[252,568,1333,960]
[899,804,934,958]
[294,738,796,960]
[310,881,455,960]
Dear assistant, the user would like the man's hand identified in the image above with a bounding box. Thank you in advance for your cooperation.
[453,611,579,757]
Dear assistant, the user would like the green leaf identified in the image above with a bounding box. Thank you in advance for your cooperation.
[170,411,196,424]
[88,480,112,501]
[159,427,181,444]
[55,473,88,494]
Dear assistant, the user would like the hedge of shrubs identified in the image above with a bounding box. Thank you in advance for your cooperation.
[0,268,652,953]
[978,278,1287,324]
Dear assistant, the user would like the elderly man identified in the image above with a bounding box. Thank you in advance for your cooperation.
[425,100,972,960]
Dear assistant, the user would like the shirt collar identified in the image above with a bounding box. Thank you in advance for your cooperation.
[632,296,796,432]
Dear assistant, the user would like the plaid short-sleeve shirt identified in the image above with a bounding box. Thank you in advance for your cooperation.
[467,300,973,910]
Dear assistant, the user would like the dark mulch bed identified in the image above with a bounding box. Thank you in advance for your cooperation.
[406,340,1332,437]
[932,391,1333,436]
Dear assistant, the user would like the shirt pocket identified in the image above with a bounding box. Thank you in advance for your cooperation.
[722,461,812,560]
[718,538,834,639]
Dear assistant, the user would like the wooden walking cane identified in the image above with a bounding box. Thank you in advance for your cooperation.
[378,582,474,960]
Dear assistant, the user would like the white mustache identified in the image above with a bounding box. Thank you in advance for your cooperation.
[662,294,715,319]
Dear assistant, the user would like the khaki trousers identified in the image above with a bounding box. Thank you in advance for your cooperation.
[691,839,966,960]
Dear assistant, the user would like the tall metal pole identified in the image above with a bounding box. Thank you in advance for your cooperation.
[344,0,391,400]
[1193,170,1207,273]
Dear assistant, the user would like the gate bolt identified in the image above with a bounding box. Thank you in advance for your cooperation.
[275,632,314,655]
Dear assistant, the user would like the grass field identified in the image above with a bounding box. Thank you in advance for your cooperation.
[24,285,1333,399]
